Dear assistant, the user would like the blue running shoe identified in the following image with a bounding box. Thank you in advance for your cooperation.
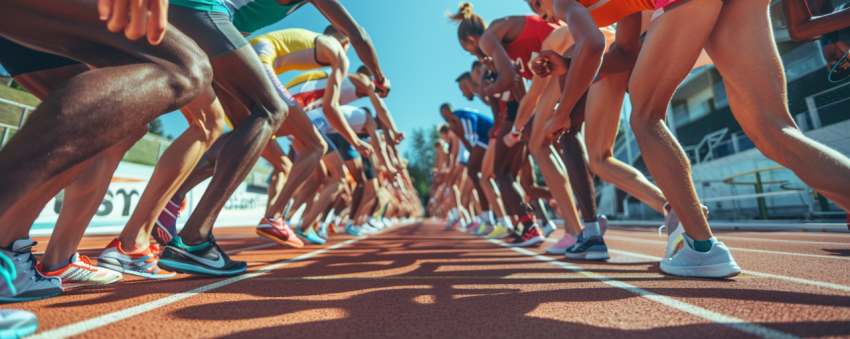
[297,227,326,245]
[344,224,363,236]
[0,309,38,339]
[564,230,609,260]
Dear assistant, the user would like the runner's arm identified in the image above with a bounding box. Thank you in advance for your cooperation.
[598,12,643,74]
[783,0,850,41]
[479,25,520,97]
[317,37,371,157]
[513,25,573,135]
[365,83,404,143]
[311,0,386,84]
[365,115,397,173]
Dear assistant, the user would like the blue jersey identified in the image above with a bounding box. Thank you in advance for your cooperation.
[454,109,493,149]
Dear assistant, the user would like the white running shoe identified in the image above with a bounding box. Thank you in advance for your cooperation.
[660,233,741,278]
[0,309,38,338]
[540,221,557,238]
[659,204,708,259]
[38,253,122,289]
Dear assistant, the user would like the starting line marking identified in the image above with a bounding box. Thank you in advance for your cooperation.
[31,238,366,339]
[492,239,799,339]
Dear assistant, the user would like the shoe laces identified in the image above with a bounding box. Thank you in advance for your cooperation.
[658,225,666,237]
[12,243,50,284]
[0,252,17,295]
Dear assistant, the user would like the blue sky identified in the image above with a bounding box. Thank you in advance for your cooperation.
[0,1,536,155]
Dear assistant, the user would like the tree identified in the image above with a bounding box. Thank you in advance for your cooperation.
[148,118,165,138]
[404,125,440,213]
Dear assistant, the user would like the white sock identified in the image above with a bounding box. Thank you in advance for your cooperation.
[501,216,514,230]
[583,220,601,237]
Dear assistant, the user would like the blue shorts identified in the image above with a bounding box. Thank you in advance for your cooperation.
[327,133,358,161]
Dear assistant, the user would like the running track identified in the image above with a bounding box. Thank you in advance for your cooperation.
[9,221,850,338]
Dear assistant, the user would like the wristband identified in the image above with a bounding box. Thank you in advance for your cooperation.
[373,78,390,96]
[509,126,521,140]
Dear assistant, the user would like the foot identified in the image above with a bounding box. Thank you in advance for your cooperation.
[505,224,545,247]
[466,221,481,234]
[0,239,62,302]
[564,230,609,260]
[484,224,512,239]
[0,309,38,338]
[545,233,577,255]
[344,223,363,236]
[98,239,176,279]
[295,226,327,245]
[360,224,378,234]
[540,221,557,238]
[659,203,708,259]
[38,253,122,289]
[159,235,247,276]
[153,198,181,246]
[256,217,304,248]
[660,233,741,278]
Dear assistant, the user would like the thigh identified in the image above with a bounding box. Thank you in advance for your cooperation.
[209,44,284,114]
[492,122,514,173]
[585,71,631,158]
[629,0,723,121]
[0,0,205,77]
[704,0,795,132]
[467,146,487,174]
[481,140,496,178]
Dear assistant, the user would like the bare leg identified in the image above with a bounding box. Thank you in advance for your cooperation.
[479,140,506,218]
[0,0,210,231]
[559,97,598,223]
[586,71,667,213]
[264,142,293,217]
[300,153,347,228]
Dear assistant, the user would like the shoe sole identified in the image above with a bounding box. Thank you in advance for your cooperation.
[660,261,742,279]
[256,229,304,249]
[0,292,61,303]
[545,248,568,255]
[97,262,176,280]
[505,236,545,247]
[158,259,246,277]
[564,251,610,260]
[60,275,123,290]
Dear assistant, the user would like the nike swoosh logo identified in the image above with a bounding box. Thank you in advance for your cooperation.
[172,247,225,269]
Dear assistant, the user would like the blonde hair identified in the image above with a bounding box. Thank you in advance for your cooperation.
[447,2,487,42]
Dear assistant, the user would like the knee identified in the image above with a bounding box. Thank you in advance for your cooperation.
[205,113,226,144]
[173,59,213,108]
[587,152,609,175]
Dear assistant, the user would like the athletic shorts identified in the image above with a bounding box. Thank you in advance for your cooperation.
[457,143,470,166]
[505,100,519,122]
[327,133,359,161]
[362,157,377,180]
[0,37,81,77]
[652,0,695,20]
[169,6,248,60]
[286,132,336,156]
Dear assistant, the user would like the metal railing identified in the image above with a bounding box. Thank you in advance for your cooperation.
[0,97,33,148]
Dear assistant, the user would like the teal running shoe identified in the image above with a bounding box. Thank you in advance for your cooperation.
[297,227,326,245]
[0,309,38,339]
[344,224,363,236]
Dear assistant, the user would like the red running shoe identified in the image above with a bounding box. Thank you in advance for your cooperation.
[256,217,304,248]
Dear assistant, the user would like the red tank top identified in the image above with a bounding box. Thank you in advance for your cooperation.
[502,15,560,80]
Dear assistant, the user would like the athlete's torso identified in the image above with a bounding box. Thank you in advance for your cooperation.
[502,15,560,80]
[224,0,308,34]
[286,70,359,111]
[305,105,368,135]
[454,109,494,146]
[577,0,655,27]
[249,28,326,75]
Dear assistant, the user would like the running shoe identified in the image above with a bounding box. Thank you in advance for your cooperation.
[295,226,327,245]
[466,221,481,234]
[0,239,62,302]
[545,233,577,255]
[38,253,122,289]
[0,309,38,339]
[98,239,176,279]
[159,235,247,276]
[476,222,493,236]
[505,224,545,247]
[659,204,708,259]
[659,233,741,278]
[344,223,363,236]
[256,217,304,248]
[540,221,557,238]
[153,198,181,246]
[382,218,394,228]
[485,224,512,239]
[564,230,609,260]
[317,223,329,240]
[369,218,386,230]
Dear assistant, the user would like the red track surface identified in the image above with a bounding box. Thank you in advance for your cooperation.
[6,221,850,338]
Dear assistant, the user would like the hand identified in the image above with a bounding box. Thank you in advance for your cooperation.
[355,140,374,158]
[99,0,169,45]
[532,50,570,78]
[502,130,518,147]
[488,126,497,139]
[374,77,391,98]
[543,113,571,141]
[394,131,405,144]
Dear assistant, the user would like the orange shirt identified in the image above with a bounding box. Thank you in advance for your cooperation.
[577,0,655,27]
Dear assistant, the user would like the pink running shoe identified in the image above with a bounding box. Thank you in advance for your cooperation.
[546,233,578,255]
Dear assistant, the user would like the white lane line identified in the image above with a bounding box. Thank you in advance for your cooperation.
[604,235,850,260]
[606,231,850,246]
[31,238,363,339]
[491,240,798,339]
[224,242,278,255]
[606,249,850,293]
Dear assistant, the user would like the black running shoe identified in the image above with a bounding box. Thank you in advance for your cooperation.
[505,223,545,247]
[158,235,247,276]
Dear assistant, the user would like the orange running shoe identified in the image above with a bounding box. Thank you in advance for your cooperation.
[256,217,304,248]
[38,253,122,289]
[97,239,176,279]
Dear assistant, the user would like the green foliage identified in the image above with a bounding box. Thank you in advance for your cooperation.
[148,118,166,138]
[9,79,29,93]
[404,125,440,211]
